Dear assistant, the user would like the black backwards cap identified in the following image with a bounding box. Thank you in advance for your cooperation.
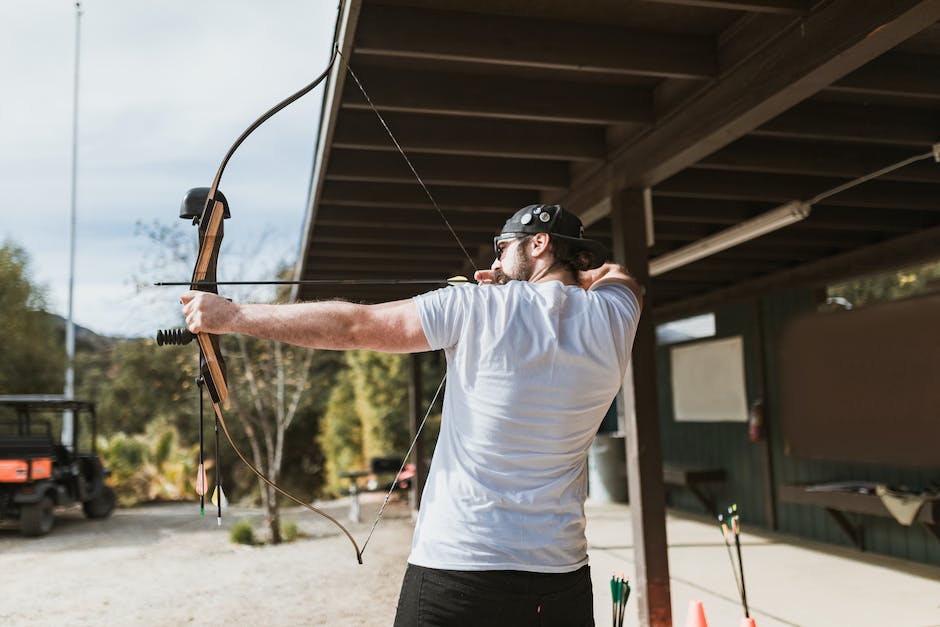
[495,204,608,269]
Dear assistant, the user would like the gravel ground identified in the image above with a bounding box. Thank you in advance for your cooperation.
[0,495,413,626]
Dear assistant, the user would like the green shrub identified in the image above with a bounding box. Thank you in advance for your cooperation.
[97,419,197,506]
[281,519,299,543]
[230,520,255,546]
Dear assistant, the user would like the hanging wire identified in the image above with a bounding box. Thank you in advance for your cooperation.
[807,145,939,205]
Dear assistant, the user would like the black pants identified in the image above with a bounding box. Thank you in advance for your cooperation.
[393,563,594,627]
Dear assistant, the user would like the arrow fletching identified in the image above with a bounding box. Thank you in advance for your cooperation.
[196,463,207,496]
[211,485,227,508]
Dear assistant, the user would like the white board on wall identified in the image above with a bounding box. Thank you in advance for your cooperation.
[671,336,748,422]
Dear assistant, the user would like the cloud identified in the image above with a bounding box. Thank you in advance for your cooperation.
[0,0,338,336]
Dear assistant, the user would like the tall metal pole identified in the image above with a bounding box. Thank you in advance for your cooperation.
[64,1,82,448]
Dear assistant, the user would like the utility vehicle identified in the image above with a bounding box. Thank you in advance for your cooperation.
[0,395,114,536]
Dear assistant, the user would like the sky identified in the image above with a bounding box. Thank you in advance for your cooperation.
[0,1,339,338]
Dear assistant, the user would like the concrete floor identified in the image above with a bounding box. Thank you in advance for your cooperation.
[585,499,940,627]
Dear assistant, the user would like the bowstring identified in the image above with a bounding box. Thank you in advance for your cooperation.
[333,49,475,560]
[335,47,480,275]
[358,373,446,558]
[197,48,473,562]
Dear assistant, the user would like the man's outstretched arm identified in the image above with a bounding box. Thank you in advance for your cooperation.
[181,291,431,354]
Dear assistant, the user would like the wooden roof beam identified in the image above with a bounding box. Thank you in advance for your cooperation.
[315,210,498,235]
[559,0,940,220]
[696,246,822,261]
[640,0,813,15]
[663,258,784,275]
[306,245,470,262]
[656,169,835,202]
[325,148,569,190]
[650,280,732,294]
[651,197,777,224]
[652,199,936,231]
[332,111,606,162]
[754,100,940,146]
[301,259,466,274]
[321,181,538,211]
[308,227,475,249]
[654,222,877,248]
[305,250,480,280]
[301,259,457,274]
[341,67,653,125]
[354,5,716,80]
[829,51,940,101]
[698,136,940,182]
[804,207,936,232]
[657,169,940,211]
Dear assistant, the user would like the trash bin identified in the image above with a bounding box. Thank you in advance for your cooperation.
[588,434,628,503]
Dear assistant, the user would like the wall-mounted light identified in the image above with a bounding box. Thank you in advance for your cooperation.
[649,200,811,277]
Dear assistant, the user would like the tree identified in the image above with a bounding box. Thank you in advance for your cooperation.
[319,372,363,497]
[827,259,940,307]
[98,418,198,506]
[77,338,197,436]
[135,221,346,538]
[0,241,64,396]
[224,333,327,543]
[318,350,446,498]
[347,351,411,461]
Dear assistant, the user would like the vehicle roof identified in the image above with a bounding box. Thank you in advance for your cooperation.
[0,395,95,412]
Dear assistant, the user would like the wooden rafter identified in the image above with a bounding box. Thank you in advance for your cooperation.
[354,4,717,79]
[341,65,653,125]
[559,0,940,220]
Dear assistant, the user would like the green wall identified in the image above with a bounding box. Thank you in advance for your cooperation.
[656,286,940,566]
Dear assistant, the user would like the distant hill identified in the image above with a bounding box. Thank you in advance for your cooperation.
[44,312,121,353]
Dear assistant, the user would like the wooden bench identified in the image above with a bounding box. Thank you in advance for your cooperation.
[662,464,726,516]
[779,483,940,550]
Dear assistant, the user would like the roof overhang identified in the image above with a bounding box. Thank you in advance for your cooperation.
[296,0,940,316]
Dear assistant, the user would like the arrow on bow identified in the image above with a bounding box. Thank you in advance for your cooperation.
[152,277,471,287]
[157,44,480,564]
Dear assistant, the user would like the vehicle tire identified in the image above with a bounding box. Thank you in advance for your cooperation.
[83,485,116,519]
[20,495,55,537]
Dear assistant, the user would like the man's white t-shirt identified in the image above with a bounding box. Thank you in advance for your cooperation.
[410,279,640,573]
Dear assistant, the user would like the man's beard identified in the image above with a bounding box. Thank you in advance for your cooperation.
[494,244,533,284]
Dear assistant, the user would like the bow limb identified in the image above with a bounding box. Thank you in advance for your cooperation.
[183,43,365,562]
[190,44,340,399]
[190,196,363,562]
[191,195,228,403]
[211,401,364,563]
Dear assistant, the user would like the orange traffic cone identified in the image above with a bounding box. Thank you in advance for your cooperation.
[684,600,708,627]
[740,618,757,627]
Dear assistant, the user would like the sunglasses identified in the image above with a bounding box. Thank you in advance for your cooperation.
[493,233,527,257]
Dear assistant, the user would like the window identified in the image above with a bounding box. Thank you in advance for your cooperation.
[656,312,715,346]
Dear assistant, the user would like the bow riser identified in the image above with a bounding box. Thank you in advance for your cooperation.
[197,334,228,403]
[192,198,226,289]
[191,196,229,403]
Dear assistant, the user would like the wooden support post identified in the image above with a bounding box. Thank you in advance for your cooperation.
[610,189,672,627]
[752,301,778,531]
[408,352,426,511]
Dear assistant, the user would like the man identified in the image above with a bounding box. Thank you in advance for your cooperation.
[182,204,642,626]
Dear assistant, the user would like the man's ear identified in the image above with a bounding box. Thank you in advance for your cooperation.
[530,232,551,256]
